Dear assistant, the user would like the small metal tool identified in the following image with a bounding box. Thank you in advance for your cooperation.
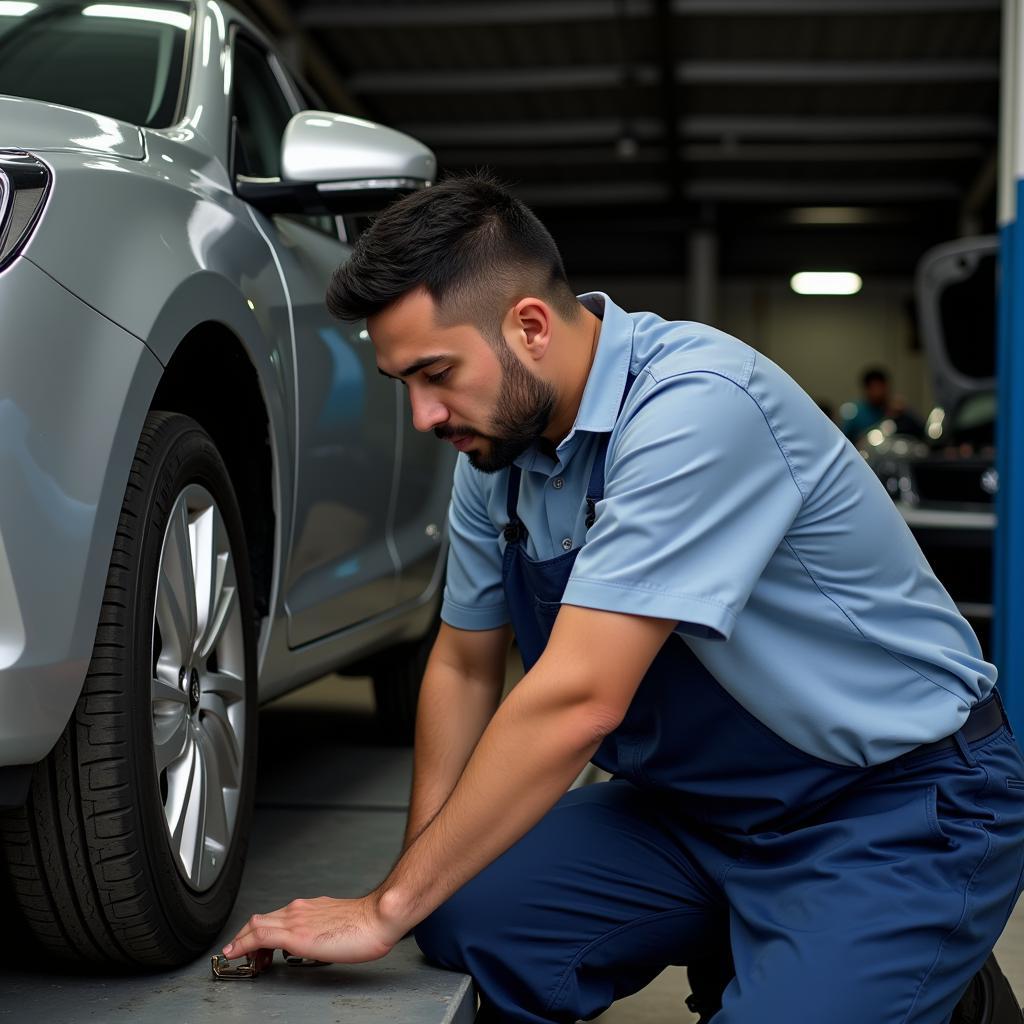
[211,954,262,979]
[211,950,330,979]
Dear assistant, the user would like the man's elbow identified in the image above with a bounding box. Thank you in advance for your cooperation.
[568,698,627,748]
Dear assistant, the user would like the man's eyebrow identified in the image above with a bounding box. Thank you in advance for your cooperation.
[377,355,449,380]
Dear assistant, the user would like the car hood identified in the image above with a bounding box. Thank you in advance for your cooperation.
[0,95,145,160]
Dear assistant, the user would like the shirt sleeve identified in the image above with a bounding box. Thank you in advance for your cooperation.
[440,454,510,631]
[563,370,803,641]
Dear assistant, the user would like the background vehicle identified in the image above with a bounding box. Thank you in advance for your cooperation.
[0,0,454,968]
[860,236,997,654]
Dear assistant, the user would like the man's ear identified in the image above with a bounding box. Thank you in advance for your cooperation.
[506,298,552,362]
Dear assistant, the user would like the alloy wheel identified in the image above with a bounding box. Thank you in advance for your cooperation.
[151,483,247,891]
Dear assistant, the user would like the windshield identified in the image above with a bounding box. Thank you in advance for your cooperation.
[0,2,191,128]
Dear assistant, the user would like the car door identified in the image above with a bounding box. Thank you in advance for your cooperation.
[230,32,399,646]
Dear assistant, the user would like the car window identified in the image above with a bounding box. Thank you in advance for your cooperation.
[949,392,996,447]
[0,2,189,127]
[955,392,996,431]
[937,250,997,381]
[231,34,295,179]
[231,35,345,239]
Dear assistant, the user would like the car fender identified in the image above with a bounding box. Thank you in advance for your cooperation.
[22,148,297,606]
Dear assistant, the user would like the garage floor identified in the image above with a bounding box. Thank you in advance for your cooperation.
[1,666,1021,1022]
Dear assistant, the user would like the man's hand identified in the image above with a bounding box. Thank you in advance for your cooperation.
[221,894,402,966]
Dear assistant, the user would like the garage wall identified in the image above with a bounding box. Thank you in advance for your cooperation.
[572,274,935,420]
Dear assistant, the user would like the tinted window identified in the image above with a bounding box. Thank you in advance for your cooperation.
[231,36,294,179]
[938,251,997,380]
[949,392,996,447]
[0,2,189,128]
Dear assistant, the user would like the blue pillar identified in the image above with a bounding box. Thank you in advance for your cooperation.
[995,0,1024,734]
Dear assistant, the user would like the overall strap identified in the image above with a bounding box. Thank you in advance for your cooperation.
[585,369,639,529]
[504,465,526,543]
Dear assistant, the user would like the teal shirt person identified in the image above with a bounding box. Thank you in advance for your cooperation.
[840,366,924,440]
[840,398,889,440]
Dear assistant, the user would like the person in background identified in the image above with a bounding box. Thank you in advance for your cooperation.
[841,366,925,441]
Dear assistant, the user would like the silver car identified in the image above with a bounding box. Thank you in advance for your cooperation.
[0,0,454,968]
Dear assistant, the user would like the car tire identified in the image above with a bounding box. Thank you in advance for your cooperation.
[371,616,440,745]
[0,412,258,967]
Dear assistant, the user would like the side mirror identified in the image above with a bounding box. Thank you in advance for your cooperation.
[915,235,998,412]
[236,110,436,215]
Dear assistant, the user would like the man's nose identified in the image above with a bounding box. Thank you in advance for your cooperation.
[409,389,449,433]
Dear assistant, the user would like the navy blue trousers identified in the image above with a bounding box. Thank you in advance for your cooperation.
[415,727,1024,1023]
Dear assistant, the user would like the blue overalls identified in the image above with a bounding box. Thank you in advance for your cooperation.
[415,399,1024,1023]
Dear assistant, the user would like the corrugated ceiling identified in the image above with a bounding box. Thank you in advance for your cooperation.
[261,0,1003,277]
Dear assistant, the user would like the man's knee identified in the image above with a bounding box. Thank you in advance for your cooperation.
[414,888,479,971]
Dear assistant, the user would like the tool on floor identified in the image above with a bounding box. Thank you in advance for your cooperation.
[211,954,261,979]
[211,951,329,980]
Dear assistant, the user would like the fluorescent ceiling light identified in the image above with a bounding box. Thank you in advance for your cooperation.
[82,4,191,30]
[788,207,874,226]
[0,2,38,14]
[790,271,862,296]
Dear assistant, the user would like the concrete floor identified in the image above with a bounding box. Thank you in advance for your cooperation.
[1,666,1021,1022]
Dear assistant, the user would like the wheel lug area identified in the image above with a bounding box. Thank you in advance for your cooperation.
[188,668,201,715]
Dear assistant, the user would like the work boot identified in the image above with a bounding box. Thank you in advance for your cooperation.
[951,953,1023,1024]
[685,947,734,1023]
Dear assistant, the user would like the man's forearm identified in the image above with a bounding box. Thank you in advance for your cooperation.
[222,609,669,966]
[402,655,505,851]
[375,669,612,932]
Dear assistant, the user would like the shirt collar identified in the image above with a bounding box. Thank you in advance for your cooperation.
[511,291,634,472]
[557,291,635,447]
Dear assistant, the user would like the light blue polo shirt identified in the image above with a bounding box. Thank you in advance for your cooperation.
[441,292,995,767]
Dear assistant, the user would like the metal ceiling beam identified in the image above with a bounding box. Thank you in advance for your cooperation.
[403,116,996,147]
[351,66,635,94]
[300,0,997,28]
[438,141,987,167]
[683,140,986,161]
[682,59,997,84]
[299,1,646,27]
[514,179,962,205]
[350,60,998,95]
[682,115,996,139]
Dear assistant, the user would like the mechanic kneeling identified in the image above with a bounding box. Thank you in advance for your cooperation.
[225,174,1024,1024]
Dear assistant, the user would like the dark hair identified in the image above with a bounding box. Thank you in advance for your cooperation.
[861,367,889,388]
[325,172,579,342]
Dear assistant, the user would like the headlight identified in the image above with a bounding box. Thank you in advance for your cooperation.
[0,151,51,274]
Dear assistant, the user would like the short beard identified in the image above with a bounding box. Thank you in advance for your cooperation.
[437,344,557,474]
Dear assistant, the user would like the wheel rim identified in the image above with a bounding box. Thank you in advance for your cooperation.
[151,483,247,891]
